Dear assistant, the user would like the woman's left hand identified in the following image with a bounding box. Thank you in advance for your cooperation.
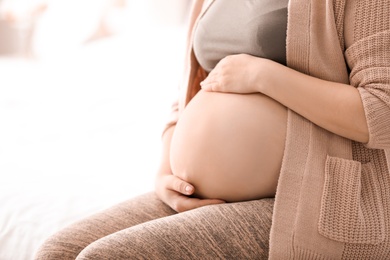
[200,54,265,94]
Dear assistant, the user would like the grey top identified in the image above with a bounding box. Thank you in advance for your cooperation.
[193,0,289,72]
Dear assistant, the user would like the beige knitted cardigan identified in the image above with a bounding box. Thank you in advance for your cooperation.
[165,0,390,258]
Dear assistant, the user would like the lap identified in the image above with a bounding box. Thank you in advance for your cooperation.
[34,192,176,260]
[77,197,274,260]
[35,192,274,260]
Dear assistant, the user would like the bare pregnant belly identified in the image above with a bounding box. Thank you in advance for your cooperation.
[170,90,287,202]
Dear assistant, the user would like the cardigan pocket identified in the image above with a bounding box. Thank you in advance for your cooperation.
[318,155,385,244]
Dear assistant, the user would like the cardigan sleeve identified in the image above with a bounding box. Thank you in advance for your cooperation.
[345,2,390,149]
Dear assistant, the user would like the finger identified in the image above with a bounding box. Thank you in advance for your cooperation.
[166,175,194,195]
[201,72,226,92]
[201,70,218,85]
[173,196,226,213]
[200,81,213,91]
[200,77,220,91]
[181,197,226,212]
[194,198,226,207]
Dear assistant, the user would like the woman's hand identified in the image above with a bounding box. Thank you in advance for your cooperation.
[201,53,369,144]
[200,54,266,94]
[155,172,225,213]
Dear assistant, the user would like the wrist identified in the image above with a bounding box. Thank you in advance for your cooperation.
[256,59,284,97]
[254,58,273,94]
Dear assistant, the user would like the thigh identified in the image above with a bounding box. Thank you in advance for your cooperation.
[34,192,176,260]
[77,198,274,260]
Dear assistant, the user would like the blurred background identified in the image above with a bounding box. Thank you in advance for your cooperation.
[0,1,192,259]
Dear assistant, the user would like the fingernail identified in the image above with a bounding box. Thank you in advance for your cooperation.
[185,185,193,194]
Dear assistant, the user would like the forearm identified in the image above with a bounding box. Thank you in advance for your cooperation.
[258,59,369,143]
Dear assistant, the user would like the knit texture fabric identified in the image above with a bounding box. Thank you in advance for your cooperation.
[35,192,274,259]
[269,0,390,258]
[173,0,390,258]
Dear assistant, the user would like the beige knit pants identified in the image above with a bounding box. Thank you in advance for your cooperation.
[34,192,274,259]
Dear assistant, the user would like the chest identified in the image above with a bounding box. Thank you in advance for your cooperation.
[193,0,289,72]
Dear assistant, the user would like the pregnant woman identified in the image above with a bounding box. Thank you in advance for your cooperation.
[36,0,390,259]
[170,0,288,202]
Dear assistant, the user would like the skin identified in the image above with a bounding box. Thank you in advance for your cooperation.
[169,90,287,202]
[155,53,369,212]
[201,54,369,143]
[155,126,225,213]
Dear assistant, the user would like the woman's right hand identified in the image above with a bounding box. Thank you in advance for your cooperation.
[155,172,225,213]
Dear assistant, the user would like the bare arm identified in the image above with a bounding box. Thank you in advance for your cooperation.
[258,58,369,143]
[201,54,369,143]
